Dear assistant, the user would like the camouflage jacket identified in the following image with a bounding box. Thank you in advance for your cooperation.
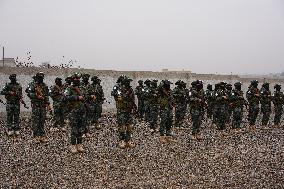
[260,88,272,106]
[26,82,50,106]
[214,89,228,106]
[231,89,247,108]
[246,86,260,105]
[204,89,214,104]
[115,86,136,111]
[172,86,189,104]
[49,84,64,106]
[64,85,85,111]
[1,82,23,103]
[135,85,144,100]
[188,89,205,110]
[272,91,284,106]
[158,88,173,110]
[94,84,105,103]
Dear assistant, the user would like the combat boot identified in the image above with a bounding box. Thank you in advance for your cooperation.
[196,133,203,140]
[126,140,136,148]
[14,130,20,136]
[7,130,14,137]
[40,136,49,143]
[118,140,127,149]
[69,145,78,154]
[76,144,86,153]
[34,137,41,144]
[95,123,101,130]
[159,136,167,143]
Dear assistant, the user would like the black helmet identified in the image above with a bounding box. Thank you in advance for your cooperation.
[35,72,44,78]
[251,80,258,85]
[144,79,151,84]
[91,76,99,81]
[117,75,127,83]
[55,77,62,83]
[274,84,281,90]
[207,84,212,90]
[72,73,81,80]
[234,82,242,86]
[82,73,90,79]
[138,80,143,84]
[9,74,17,80]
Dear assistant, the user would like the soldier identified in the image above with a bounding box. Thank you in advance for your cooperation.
[95,77,105,121]
[49,77,65,131]
[148,79,159,133]
[112,77,136,148]
[246,80,260,131]
[26,72,51,143]
[62,76,72,119]
[260,82,272,126]
[225,83,233,123]
[143,79,152,123]
[135,80,145,120]
[89,75,103,129]
[212,83,220,124]
[81,73,92,137]
[188,80,205,140]
[173,80,189,128]
[1,74,23,136]
[64,73,86,153]
[158,80,175,142]
[214,82,229,133]
[272,84,284,127]
[205,84,214,120]
[231,82,247,132]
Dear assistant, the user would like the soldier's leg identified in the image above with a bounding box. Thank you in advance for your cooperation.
[274,106,283,126]
[6,104,14,134]
[59,106,65,128]
[53,105,60,128]
[149,105,158,130]
[165,109,173,136]
[13,105,21,132]
[32,106,40,138]
[93,103,101,129]
[117,110,127,148]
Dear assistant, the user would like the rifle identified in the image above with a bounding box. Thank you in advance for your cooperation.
[20,98,29,109]
[0,99,6,105]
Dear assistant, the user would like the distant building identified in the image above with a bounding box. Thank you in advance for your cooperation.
[161,68,191,73]
[0,58,16,67]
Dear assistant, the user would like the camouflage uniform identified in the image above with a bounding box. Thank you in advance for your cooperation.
[50,78,65,129]
[205,84,214,119]
[225,84,233,123]
[135,80,145,119]
[64,73,86,152]
[90,76,104,128]
[246,80,260,129]
[26,72,50,141]
[158,80,174,139]
[231,82,247,130]
[143,79,151,122]
[260,82,272,126]
[81,74,92,135]
[0,74,23,134]
[212,83,220,124]
[148,80,159,131]
[214,82,228,130]
[272,84,284,126]
[95,79,104,119]
[173,80,189,128]
[62,76,72,120]
[188,80,205,138]
[112,77,136,148]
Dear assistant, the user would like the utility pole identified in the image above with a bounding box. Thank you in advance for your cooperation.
[2,46,4,67]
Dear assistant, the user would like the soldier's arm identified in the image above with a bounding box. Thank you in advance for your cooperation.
[26,84,37,99]
[0,84,9,95]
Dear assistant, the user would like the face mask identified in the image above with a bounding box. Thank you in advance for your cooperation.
[235,86,241,91]
[56,81,62,86]
[10,78,17,83]
[37,77,44,83]
[73,80,80,86]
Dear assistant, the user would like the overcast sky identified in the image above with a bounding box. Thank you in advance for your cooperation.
[1,0,284,74]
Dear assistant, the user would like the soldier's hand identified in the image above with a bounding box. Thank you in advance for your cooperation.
[37,95,44,100]
[91,95,97,101]
[222,96,227,99]
[78,96,84,101]
[255,94,260,97]
[9,91,16,96]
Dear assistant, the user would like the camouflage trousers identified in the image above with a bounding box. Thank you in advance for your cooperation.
[149,104,159,129]
[6,103,20,131]
[206,103,213,119]
[232,107,243,129]
[117,109,133,141]
[144,102,151,122]
[98,103,103,118]
[89,102,100,125]
[70,107,86,145]
[53,104,64,128]
[175,103,187,127]
[159,108,173,136]
[274,105,283,125]
[137,98,145,119]
[248,104,259,126]
[261,104,271,126]
[215,105,227,130]
[190,108,204,134]
[31,104,47,137]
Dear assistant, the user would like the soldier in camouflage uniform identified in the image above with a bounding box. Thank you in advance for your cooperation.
[225,83,233,123]
[49,77,66,131]
[26,72,51,143]
[188,80,205,140]
[148,79,159,132]
[64,73,86,153]
[246,80,260,131]
[135,80,145,120]
[173,80,189,128]
[272,84,284,127]
[158,80,175,142]
[81,73,92,137]
[62,76,72,119]
[205,84,214,120]
[212,83,220,124]
[214,81,229,132]
[95,77,104,121]
[1,74,23,136]
[260,82,272,126]
[143,79,152,123]
[230,82,247,132]
[112,77,136,149]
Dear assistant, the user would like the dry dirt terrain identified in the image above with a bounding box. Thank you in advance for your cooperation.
[0,114,283,189]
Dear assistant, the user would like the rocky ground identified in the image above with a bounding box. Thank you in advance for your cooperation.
[0,114,284,189]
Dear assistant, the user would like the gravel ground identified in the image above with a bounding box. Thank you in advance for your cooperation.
[0,114,284,189]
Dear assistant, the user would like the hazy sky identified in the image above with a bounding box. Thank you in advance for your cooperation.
[1,0,284,74]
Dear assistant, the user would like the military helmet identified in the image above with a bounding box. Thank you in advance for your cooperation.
[91,75,99,81]
[35,72,44,78]
[138,80,143,84]
[55,77,62,82]
[72,73,81,80]
[121,77,133,84]
[175,80,182,85]
[162,79,172,86]
[234,82,242,86]
[262,82,270,87]
[9,74,17,80]
[207,84,212,90]
[117,75,127,83]
[274,84,281,89]
[251,80,258,85]
[191,80,197,87]
[82,73,90,79]
[144,79,151,84]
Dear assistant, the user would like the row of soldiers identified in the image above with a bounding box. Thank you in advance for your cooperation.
[1,72,104,153]
[1,73,284,152]
[132,78,284,141]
